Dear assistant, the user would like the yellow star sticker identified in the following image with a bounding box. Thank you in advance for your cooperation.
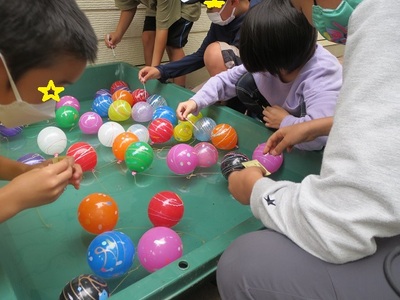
[204,0,225,8]
[37,80,65,102]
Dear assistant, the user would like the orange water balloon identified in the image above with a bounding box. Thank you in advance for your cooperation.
[112,131,139,161]
[78,193,119,234]
[112,89,134,106]
[210,123,238,150]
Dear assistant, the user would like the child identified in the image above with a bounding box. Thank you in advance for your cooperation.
[138,0,262,86]
[217,0,400,299]
[0,0,97,222]
[176,0,342,151]
[106,0,200,86]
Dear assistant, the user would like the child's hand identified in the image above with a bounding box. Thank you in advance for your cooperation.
[6,158,77,212]
[138,67,161,84]
[264,117,333,155]
[262,105,289,129]
[263,127,296,155]
[68,158,82,190]
[38,157,82,190]
[176,100,198,121]
[104,32,121,49]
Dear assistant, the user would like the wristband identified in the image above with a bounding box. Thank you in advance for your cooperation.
[241,160,271,176]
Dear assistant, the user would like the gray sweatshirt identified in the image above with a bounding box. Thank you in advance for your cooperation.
[250,0,400,264]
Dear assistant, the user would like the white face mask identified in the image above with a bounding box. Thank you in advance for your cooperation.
[0,53,56,128]
[207,2,236,26]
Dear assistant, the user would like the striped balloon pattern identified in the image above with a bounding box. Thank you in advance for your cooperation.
[67,141,97,172]
[148,191,184,227]
[92,95,113,117]
[211,123,238,150]
[220,152,249,180]
[59,274,109,300]
[124,141,154,173]
[79,111,103,134]
[193,117,216,141]
[131,88,149,105]
[148,118,173,144]
[37,126,67,155]
[110,80,129,94]
[108,100,132,122]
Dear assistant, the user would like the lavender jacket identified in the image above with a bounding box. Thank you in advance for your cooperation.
[191,45,342,151]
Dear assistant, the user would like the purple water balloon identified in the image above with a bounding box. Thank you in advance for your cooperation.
[131,102,154,122]
[0,125,23,137]
[79,112,103,134]
[94,89,111,99]
[17,153,46,165]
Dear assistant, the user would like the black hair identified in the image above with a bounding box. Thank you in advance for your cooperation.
[240,0,317,76]
[0,0,98,81]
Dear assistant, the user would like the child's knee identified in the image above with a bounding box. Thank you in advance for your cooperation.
[204,42,224,67]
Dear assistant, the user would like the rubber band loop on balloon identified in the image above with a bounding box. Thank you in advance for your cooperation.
[184,117,199,131]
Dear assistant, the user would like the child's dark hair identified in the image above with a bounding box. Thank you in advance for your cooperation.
[0,0,98,81]
[240,0,317,76]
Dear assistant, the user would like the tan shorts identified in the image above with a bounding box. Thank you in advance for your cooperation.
[219,42,242,69]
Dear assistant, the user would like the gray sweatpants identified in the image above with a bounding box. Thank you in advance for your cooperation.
[217,229,400,299]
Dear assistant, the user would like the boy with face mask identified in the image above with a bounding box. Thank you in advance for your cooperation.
[138,0,261,87]
[217,0,400,299]
[0,0,97,222]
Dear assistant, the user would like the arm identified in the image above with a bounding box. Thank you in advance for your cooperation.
[0,156,31,180]
[264,117,333,155]
[190,64,248,112]
[175,65,247,119]
[105,8,137,48]
[228,167,265,205]
[0,157,82,222]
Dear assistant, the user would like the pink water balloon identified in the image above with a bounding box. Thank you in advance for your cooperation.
[193,142,218,168]
[56,95,80,111]
[166,143,198,175]
[252,142,284,173]
[137,227,183,273]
